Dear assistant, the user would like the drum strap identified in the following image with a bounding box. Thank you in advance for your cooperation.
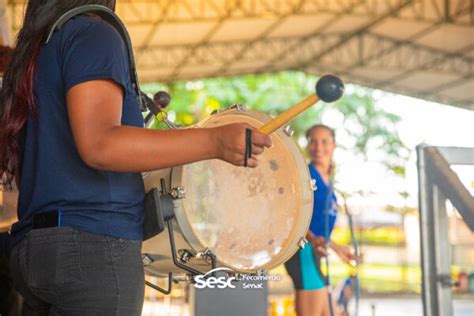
[323,184,336,316]
[45,5,159,116]
[338,192,361,316]
[325,186,361,316]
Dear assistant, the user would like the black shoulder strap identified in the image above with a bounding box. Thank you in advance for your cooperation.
[45,5,153,113]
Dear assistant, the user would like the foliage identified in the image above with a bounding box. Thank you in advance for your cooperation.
[385,204,417,216]
[332,226,406,246]
[142,71,410,180]
[327,262,422,294]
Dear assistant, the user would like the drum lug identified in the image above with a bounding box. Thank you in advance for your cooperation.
[229,104,246,112]
[284,125,294,137]
[310,179,317,191]
[210,109,221,115]
[178,249,194,263]
[196,248,216,264]
[171,186,186,199]
[196,252,205,260]
[299,237,308,249]
[142,254,153,266]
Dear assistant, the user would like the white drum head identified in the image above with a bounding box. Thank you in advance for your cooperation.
[176,110,310,272]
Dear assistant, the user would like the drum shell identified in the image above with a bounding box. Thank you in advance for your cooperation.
[142,168,213,276]
[142,108,313,275]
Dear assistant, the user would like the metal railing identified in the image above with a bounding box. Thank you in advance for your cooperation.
[417,145,474,316]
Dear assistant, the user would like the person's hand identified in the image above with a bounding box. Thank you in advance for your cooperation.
[212,123,273,167]
[311,236,328,257]
[334,244,355,266]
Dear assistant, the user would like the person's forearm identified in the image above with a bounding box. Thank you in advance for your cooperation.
[84,125,217,172]
[306,230,321,243]
[328,240,338,250]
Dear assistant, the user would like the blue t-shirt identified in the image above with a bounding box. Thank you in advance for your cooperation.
[11,15,145,245]
[308,164,338,239]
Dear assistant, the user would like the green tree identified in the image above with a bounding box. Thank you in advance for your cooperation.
[142,71,410,178]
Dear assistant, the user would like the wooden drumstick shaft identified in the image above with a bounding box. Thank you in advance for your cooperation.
[258,94,319,135]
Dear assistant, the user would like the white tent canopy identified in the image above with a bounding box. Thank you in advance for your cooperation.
[4,0,474,110]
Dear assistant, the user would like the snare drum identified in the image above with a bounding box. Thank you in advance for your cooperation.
[142,105,314,276]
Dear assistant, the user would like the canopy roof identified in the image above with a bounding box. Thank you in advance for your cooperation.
[4,0,474,110]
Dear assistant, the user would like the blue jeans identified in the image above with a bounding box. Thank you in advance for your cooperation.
[10,227,144,315]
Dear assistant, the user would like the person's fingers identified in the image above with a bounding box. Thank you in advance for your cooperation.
[343,249,355,260]
[246,157,259,168]
[313,237,325,247]
[251,131,273,148]
[251,145,264,156]
[232,153,259,168]
[314,243,328,257]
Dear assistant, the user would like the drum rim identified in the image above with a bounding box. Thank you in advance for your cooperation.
[171,107,314,273]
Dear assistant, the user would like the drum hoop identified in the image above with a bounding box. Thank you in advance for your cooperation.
[170,166,207,256]
[171,108,314,273]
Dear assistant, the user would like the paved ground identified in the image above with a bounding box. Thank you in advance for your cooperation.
[142,296,474,315]
[356,296,473,316]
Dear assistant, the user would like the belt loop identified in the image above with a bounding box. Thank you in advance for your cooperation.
[58,209,62,227]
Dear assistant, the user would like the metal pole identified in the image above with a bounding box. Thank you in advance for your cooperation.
[432,185,453,316]
[417,144,437,316]
[416,145,471,316]
[426,147,474,231]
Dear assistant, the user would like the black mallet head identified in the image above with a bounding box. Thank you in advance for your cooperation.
[315,74,344,103]
[153,91,171,109]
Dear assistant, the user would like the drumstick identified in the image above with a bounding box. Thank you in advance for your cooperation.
[258,74,344,135]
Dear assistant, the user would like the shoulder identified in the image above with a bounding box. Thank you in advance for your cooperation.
[59,15,125,50]
[54,15,131,94]
[63,15,120,38]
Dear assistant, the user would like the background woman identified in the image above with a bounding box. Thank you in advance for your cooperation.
[0,1,272,314]
[285,124,354,316]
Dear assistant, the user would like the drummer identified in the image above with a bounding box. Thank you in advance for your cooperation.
[285,124,354,316]
[0,1,272,314]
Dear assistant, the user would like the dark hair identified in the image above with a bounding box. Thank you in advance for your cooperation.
[305,124,336,142]
[0,0,116,188]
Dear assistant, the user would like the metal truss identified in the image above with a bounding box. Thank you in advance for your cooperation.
[7,0,473,29]
[5,0,474,109]
[137,28,472,102]
[140,31,474,71]
[304,32,473,109]
[319,69,474,110]
[305,33,472,78]
[300,1,473,109]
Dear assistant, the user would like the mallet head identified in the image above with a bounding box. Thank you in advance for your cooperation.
[153,91,171,109]
[316,75,344,103]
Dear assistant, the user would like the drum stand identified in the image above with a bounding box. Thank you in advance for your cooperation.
[143,178,217,294]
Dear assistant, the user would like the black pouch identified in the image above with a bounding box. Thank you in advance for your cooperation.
[32,210,59,229]
[143,188,165,241]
